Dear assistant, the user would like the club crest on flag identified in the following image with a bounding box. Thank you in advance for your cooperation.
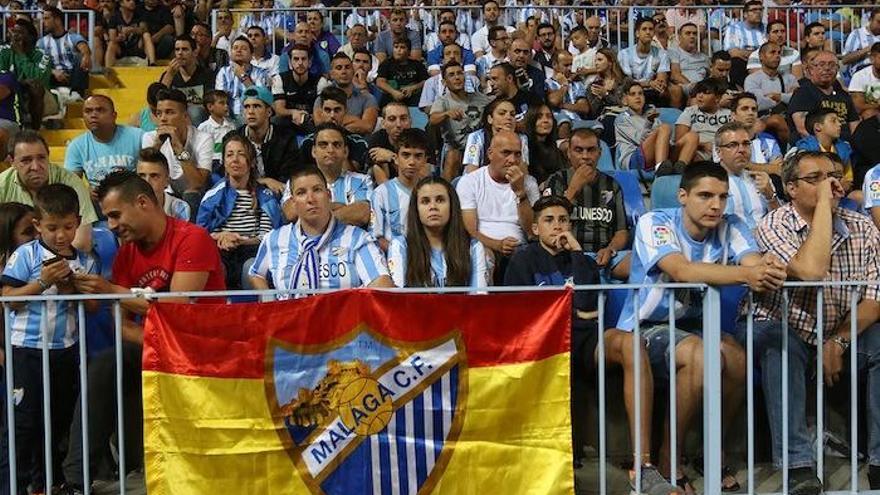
[265,327,467,495]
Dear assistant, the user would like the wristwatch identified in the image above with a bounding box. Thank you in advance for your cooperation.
[176,150,192,161]
[37,278,49,291]
[830,335,851,353]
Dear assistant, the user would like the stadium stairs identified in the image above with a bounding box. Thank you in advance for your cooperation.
[42,65,168,166]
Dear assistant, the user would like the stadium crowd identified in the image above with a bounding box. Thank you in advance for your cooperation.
[0,0,879,493]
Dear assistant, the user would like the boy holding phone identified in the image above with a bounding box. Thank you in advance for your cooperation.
[0,184,99,493]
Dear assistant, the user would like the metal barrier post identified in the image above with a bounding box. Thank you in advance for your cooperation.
[113,303,125,494]
[40,301,53,492]
[87,11,95,71]
[702,286,722,493]
[850,288,859,492]
[782,288,790,493]
[746,293,755,493]
[77,302,91,495]
[667,292,677,486]
[596,291,607,495]
[816,288,825,485]
[633,291,642,494]
[4,304,17,493]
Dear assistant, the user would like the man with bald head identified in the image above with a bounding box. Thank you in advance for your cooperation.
[456,130,540,283]
[65,94,145,192]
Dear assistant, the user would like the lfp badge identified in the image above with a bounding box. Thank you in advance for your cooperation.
[266,328,467,494]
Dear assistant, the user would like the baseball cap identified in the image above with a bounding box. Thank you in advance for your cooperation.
[242,85,273,108]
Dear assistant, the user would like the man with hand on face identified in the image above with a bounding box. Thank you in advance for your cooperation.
[714,122,779,230]
[160,34,214,125]
[250,166,393,296]
[745,151,880,494]
[544,128,630,281]
[457,130,540,284]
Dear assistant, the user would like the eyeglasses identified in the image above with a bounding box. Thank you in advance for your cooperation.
[718,140,752,150]
[795,171,844,184]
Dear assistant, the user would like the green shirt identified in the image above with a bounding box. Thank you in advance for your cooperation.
[0,166,98,224]
[0,46,51,86]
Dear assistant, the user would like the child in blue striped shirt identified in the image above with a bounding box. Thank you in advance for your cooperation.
[0,183,98,493]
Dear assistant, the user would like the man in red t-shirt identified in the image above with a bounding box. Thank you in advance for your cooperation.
[64,170,225,491]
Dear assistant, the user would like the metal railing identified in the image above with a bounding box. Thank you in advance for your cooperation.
[2,281,880,493]
[0,9,96,61]
[216,4,877,60]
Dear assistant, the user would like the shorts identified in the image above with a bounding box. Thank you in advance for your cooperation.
[641,319,703,381]
[586,249,630,284]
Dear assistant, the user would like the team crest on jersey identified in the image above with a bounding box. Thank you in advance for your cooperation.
[652,225,672,247]
[870,180,880,200]
[266,327,467,495]
[600,191,614,205]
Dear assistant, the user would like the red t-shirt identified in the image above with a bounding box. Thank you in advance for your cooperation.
[112,216,226,294]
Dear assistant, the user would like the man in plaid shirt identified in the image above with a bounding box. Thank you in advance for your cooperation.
[742,150,880,494]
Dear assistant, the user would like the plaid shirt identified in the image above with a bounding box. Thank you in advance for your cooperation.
[752,203,880,345]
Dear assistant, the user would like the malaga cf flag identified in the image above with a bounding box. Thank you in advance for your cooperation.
[142,289,574,494]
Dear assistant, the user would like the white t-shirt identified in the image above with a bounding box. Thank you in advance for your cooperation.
[141,126,213,194]
[455,166,539,243]
[848,66,880,107]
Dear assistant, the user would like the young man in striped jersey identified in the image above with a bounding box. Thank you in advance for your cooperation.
[250,166,393,295]
[0,184,99,494]
[617,161,786,491]
[370,129,431,252]
[38,6,90,96]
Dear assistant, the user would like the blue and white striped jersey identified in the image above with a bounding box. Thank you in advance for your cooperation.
[2,241,98,349]
[843,27,880,77]
[722,21,766,51]
[282,171,373,206]
[726,172,768,231]
[164,192,192,222]
[617,45,671,82]
[249,219,389,293]
[387,236,489,289]
[751,132,782,164]
[617,208,758,330]
[545,77,588,121]
[371,178,412,241]
[37,31,86,71]
[214,66,272,116]
[861,163,880,210]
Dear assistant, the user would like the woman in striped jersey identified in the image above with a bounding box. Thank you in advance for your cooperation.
[388,177,489,288]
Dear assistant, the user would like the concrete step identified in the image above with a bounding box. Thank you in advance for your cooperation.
[61,119,87,129]
[43,129,87,146]
[66,101,83,118]
[87,73,116,89]
[49,145,66,164]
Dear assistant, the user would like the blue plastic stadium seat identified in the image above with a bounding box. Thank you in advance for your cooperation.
[608,170,646,227]
[651,174,682,210]
[597,140,615,172]
[409,107,428,130]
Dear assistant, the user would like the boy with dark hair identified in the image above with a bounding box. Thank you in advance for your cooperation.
[136,147,191,221]
[676,78,734,160]
[787,108,853,186]
[370,128,431,251]
[1,183,98,494]
[619,160,786,491]
[375,35,429,108]
[197,89,236,171]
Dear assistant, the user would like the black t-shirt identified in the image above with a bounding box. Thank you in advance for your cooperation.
[108,10,143,49]
[543,169,628,253]
[853,116,880,188]
[365,128,435,174]
[197,48,229,77]
[274,71,321,112]
[511,88,543,121]
[503,241,600,314]
[787,78,859,144]
[377,58,428,107]
[138,5,173,35]
[161,64,214,105]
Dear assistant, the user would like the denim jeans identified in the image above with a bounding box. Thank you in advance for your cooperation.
[736,320,880,469]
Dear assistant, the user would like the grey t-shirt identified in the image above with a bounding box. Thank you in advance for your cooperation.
[313,85,378,120]
[668,46,709,83]
[431,91,492,148]
[676,105,733,143]
[374,28,423,58]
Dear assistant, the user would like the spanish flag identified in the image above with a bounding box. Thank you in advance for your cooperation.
[142,290,574,494]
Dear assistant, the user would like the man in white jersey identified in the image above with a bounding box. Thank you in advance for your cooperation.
[281,123,373,226]
[371,129,430,251]
[617,161,786,490]
[250,166,393,295]
[715,122,778,230]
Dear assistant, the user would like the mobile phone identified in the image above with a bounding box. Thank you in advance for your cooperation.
[42,256,63,267]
